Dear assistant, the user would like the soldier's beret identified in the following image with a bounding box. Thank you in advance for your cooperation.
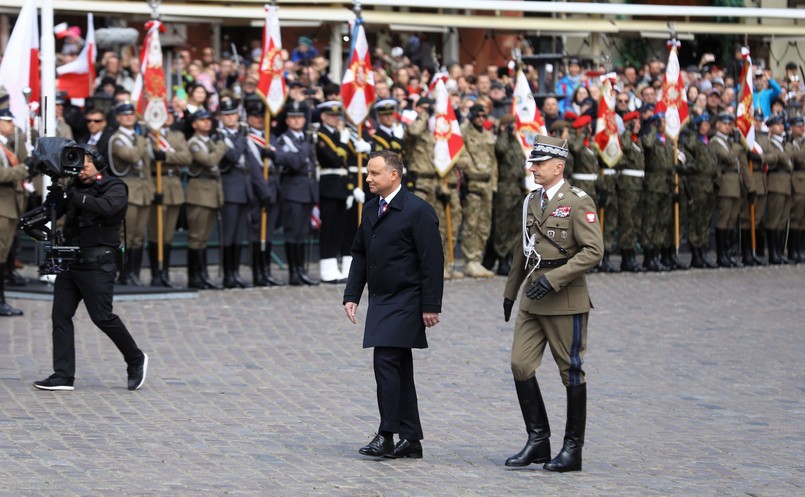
[549,120,570,133]
[114,102,135,115]
[218,98,239,115]
[563,110,579,121]
[716,112,735,123]
[317,100,342,116]
[765,113,785,126]
[790,116,805,126]
[693,113,710,125]
[527,135,570,163]
[374,99,397,115]
[646,112,665,124]
[623,111,640,122]
[0,108,13,120]
[572,115,592,129]
[190,109,212,122]
[286,100,307,117]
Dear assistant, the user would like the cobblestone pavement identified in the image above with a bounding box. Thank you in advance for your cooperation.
[1,263,803,497]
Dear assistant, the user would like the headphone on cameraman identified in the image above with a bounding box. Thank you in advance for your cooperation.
[77,143,109,173]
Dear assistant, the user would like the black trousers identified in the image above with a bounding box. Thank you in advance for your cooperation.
[319,197,346,259]
[374,347,423,441]
[250,200,280,244]
[51,260,143,380]
[282,200,313,244]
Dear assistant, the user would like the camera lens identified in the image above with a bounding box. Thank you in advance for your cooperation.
[60,146,84,172]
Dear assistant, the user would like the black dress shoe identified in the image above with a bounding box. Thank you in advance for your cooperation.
[127,353,148,391]
[385,439,423,459]
[0,301,23,316]
[359,433,394,457]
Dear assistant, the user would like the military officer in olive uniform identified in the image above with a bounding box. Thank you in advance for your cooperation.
[741,109,769,263]
[147,106,191,287]
[0,109,28,316]
[788,116,805,262]
[458,104,498,278]
[109,102,154,285]
[616,111,646,272]
[186,110,227,289]
[0,109,29,288]
[502,135,603,473]
[274,100,319,286]
[711,113,754,267]
[682,114,718,268]
[492,114,527,276]
[218,97,254,288]
[758,113,793,264]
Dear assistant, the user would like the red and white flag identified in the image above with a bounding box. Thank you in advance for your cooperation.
[511,68,546,151]
[56,13,95,99]
[736,47,761,154]
[131,20,168,131]
[593,75,622,167]
[429,78,464,177]
[0,0,39,131]
[257,4,287,115]
[655,40,688,142]
[341,18,375,126]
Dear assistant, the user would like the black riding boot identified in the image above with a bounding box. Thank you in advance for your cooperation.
[644,249,664,272]
[252,242,268,287]
[161,244,180,288]
[230,244,249,288]
[598,251,620,273]
[263,245,286,286]
[223,245,237,289]
[295,243,319,286]
[286,243,301,286]
[777,230,791,264]
[740,230,756,267]
[690,246,705,268]
[700,244,717,268]
[497,254,512,276]
[727,230,743,267]
[543,383,586,473]
[0,263,23,316]
[767,229,782,265]
[148,242,170,287]
[716,230,732,267]
[793,230,805,263]
[199,248,222,290]
[667,246,689,270]
[186,249,206,290]
[4,241,25,286]
[127,247,143,286]
[505,377,551,467]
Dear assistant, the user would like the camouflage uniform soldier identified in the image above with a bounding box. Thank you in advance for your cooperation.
[758,113,793,265]
[147,107,191,287]
[616,112,646,272]
[682,114,718,268]
[185,110,227,289]
[0,109,28,316]
[458,104,498,278]
[788,116,805,263]
[109,102,154,285]
[492,115,527,276]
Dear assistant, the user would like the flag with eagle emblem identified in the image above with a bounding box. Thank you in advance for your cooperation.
[655,40,688,142]
[131,20,168,131]
[512,68,546,151]
[340,17,375,126]
[429,78,464,177]
[256,4,287,115]
[593,74,622,167]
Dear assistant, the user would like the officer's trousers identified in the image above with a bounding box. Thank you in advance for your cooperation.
[125,204,150,249]
[186,205,217,249]
[147,204,181,244]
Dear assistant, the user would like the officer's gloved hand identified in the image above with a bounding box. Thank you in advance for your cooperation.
[346,195,355,210]
[671,192,680,203]
[153,193,164,205]
[597,190,608,206]
[674,164,685,175]
[503,298,514,322]
[748,191,757,203]
[352,187,366,204]
[436,187,451,206]
[261,146,276,160]
[153,149,166,161]
[525,275,553,301]
[747,151,763,163]
[24,156,40,178]
[354,139,372,154]
[676,150,687,165]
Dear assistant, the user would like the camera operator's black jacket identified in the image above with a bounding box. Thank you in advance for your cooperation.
[58,174,128,248]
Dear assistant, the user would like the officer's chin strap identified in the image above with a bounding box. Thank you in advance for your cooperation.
[522,190,542,280]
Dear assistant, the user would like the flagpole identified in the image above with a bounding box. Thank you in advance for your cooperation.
[444,178,454,271]
[673,140,680,252]
[148,1,165,267]
[261,107,271,253]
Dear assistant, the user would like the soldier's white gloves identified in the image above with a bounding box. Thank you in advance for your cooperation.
[352,187,366,204]
[354,139,372,154]
[346,195,355,210]
[392,123,405,139]
[339,128,351,144]
[677,151,687,164]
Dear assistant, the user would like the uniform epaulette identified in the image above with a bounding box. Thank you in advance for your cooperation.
[569,186,588,198]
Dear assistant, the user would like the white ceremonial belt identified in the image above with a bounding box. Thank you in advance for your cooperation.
[602,169,617,175]
[319,168,347,176]
[621,169,645,178]
[572,173,597,181]
[347,166,368,174]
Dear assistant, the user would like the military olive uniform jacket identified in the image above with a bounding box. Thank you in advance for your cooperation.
[0,134,28,220]
[187,133,227,209]
[758,134,793,195]
[683,133,718,194]
[791,137,805,195]
[711,131,754,198]
[110,127,154,207]
[641,131,675,194]
[504,181,604,315]
[617,131,645,192]
[459,121,498,193]
[153,129,191,205]
[567,134,598,192]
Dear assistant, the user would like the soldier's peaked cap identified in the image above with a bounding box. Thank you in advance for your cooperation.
[190,109,212,122]
[716,112,735,123]
[286,100,307,117]
[765,113,785,126]
[527,135,570,163]
[244,94,266,116]
[790,116,805,126]
[114,102,135,115]
[218,98,239,115]
[317,100,342,115]
[374,99,397,115]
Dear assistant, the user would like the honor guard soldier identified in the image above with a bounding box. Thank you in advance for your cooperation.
[567,116,597,201]
[616,111,646,272]
[491,114,528,276]
[218,97,254,288]
[316,101,352,284]
[0,109,28,316]
[342,121,374,280]
[758,113,793,264]
[147,106,191,287]
[788,116,805,262]
[502,135,603,472]
[0,108,29,288]
[242,94,285,287]
[371,99,404,159]
[274,101,319,286]
[740,110,769,266]
[458,103,498,278]
[109,102,154,285]
[711,113,754,267]
[186,109,227,289]
[682,114,719,268]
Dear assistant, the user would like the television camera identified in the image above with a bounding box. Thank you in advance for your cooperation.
[19,137,88,275]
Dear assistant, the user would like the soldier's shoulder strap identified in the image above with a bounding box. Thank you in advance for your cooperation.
[317,131,347,159]
[373,133,391,150]
[569,186,588,198]
[112,131,134,148]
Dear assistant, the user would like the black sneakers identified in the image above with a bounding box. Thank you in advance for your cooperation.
[127,353,148,391]
[33,374,75,391]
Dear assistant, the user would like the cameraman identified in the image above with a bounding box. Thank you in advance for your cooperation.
[33,145,148,391]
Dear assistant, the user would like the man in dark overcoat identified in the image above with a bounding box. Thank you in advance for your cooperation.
[343,150,444,460]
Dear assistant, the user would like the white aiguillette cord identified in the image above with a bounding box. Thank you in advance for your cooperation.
[522,190,542,279]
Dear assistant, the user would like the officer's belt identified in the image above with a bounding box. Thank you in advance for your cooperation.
[601,169,617,175]
[0,181,15,187]
[527,257,568,269]
[76,246,116,265]
[152,167,181,177]
[348,166,367,174]
[621,169,645,178]
[319,168,347,176]
[572,173,597,181]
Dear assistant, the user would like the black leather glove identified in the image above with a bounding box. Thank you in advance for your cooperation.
[24,156,41,178]
[748,191,757,203]
[153,192,164,205]
[436,189,451,206]
[153,149,166,161]
[747,151,762,163]
[525,275,553,301]
[597,190,608,206]
[674,164,685,174]
[733,129,742,142]
[261,146,275,160]
[47,184,71,209]
[671,192,680,203]
[503,298,514,322]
